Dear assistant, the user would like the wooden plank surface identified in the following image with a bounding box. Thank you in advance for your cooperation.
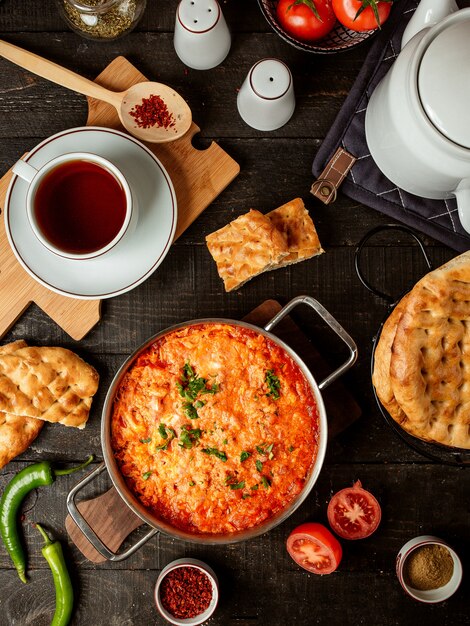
[0,463,467,623]
[0,1,468,625]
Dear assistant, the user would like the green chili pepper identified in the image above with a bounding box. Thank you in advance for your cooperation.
[36,524,74,626]
[0,455,93,583]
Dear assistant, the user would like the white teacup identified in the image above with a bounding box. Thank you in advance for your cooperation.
[237,58,296,131]
[12,152,136,260]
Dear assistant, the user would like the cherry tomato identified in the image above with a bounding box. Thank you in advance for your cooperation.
[327,480,381,540]
[332,0,392,31]
[276,0,337,42]
[286,522,342,574]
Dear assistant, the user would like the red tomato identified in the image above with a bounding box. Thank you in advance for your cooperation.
[286,522,342,574]
[276,0,336,42]
[332,0,392,31]
[327,480,381,540]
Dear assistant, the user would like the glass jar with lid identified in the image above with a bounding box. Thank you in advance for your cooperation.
[57,0,147,41]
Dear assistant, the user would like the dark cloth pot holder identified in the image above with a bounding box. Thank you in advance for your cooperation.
[311,0,470,252]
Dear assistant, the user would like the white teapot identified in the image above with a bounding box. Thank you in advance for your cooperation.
[365,0,470,234]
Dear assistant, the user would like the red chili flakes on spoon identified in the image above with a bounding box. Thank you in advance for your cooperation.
[129,94,176,130]
[160,566,213,619]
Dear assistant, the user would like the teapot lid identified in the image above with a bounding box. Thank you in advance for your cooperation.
[418,19,470,149]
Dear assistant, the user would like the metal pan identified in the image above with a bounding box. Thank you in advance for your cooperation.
[67,295,357,561]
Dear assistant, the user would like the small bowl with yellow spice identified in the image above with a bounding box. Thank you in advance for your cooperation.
[396,536,463,603]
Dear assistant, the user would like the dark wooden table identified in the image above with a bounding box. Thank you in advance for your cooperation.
[0,2,468,625]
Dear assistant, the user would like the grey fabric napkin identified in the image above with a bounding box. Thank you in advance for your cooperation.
[312,0,470,252]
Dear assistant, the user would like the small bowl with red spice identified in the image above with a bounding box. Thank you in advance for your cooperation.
[155,558,219,625]
[396,536,463,603]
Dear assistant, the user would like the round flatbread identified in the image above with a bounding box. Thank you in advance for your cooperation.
[372,294,409,427]
[390,251,470,449]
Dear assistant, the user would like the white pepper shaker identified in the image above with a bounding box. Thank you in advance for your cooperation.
[237,58,296,131]
[174,0,231,70]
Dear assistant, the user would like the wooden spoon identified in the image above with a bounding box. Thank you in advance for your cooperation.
[0,39,192,143]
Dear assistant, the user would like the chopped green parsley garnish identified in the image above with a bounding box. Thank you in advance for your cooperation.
[256,443,274,459]
[177,362,219,401]
[155,441,170,451]
[139,437,152,444]
[223,438,228,445]
[183,401,200,420]
[189,481,196,487]
[250,484,259,491]
[265,369,281,400]
[242,494,251,499]
[142,471,152,480]
[179,425,202,449]
[229,481,245,490]
[240,451,251,463]
[156,442,170,451]
[201,447,227,462]
[289,445,295,453]
[156,424,176,450]
[202,382,220,395]
[177,363,219,421]
[261,476,271,489]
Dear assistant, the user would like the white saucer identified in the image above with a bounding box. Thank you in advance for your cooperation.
[5,127,177,299]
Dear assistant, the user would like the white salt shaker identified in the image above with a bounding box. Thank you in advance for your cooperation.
[174,0,231,70]
[237,59,295,131]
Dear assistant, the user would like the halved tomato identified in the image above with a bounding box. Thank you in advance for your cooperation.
[327,480,381,540]
[286,522,342,574]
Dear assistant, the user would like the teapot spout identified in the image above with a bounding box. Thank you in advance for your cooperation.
[401,0,458,48]
[455,179,470,235]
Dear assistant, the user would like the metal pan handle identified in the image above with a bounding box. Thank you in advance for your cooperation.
[355,224,432,306]
[264,295,357,390]
[66,462,159,562]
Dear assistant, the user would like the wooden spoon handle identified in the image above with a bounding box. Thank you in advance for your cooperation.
[0,39,123,108]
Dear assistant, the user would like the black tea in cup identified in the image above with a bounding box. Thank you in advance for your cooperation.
[34,159,127,255]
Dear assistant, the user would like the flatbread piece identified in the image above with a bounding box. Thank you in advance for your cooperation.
[0,344,99,429]
[0,341,43,469]
[0,411,44,470]
[206,209,289,291]
[267,198,324,267]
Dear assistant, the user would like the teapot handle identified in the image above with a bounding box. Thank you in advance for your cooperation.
[401,0,458,48]
[454,179,470,235]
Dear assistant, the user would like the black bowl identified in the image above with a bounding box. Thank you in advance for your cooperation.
[371,317,470,467]
[257,0,376,54]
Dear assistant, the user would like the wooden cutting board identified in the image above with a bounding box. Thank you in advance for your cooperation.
[65,299,361,563]
[0,56,239,340]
